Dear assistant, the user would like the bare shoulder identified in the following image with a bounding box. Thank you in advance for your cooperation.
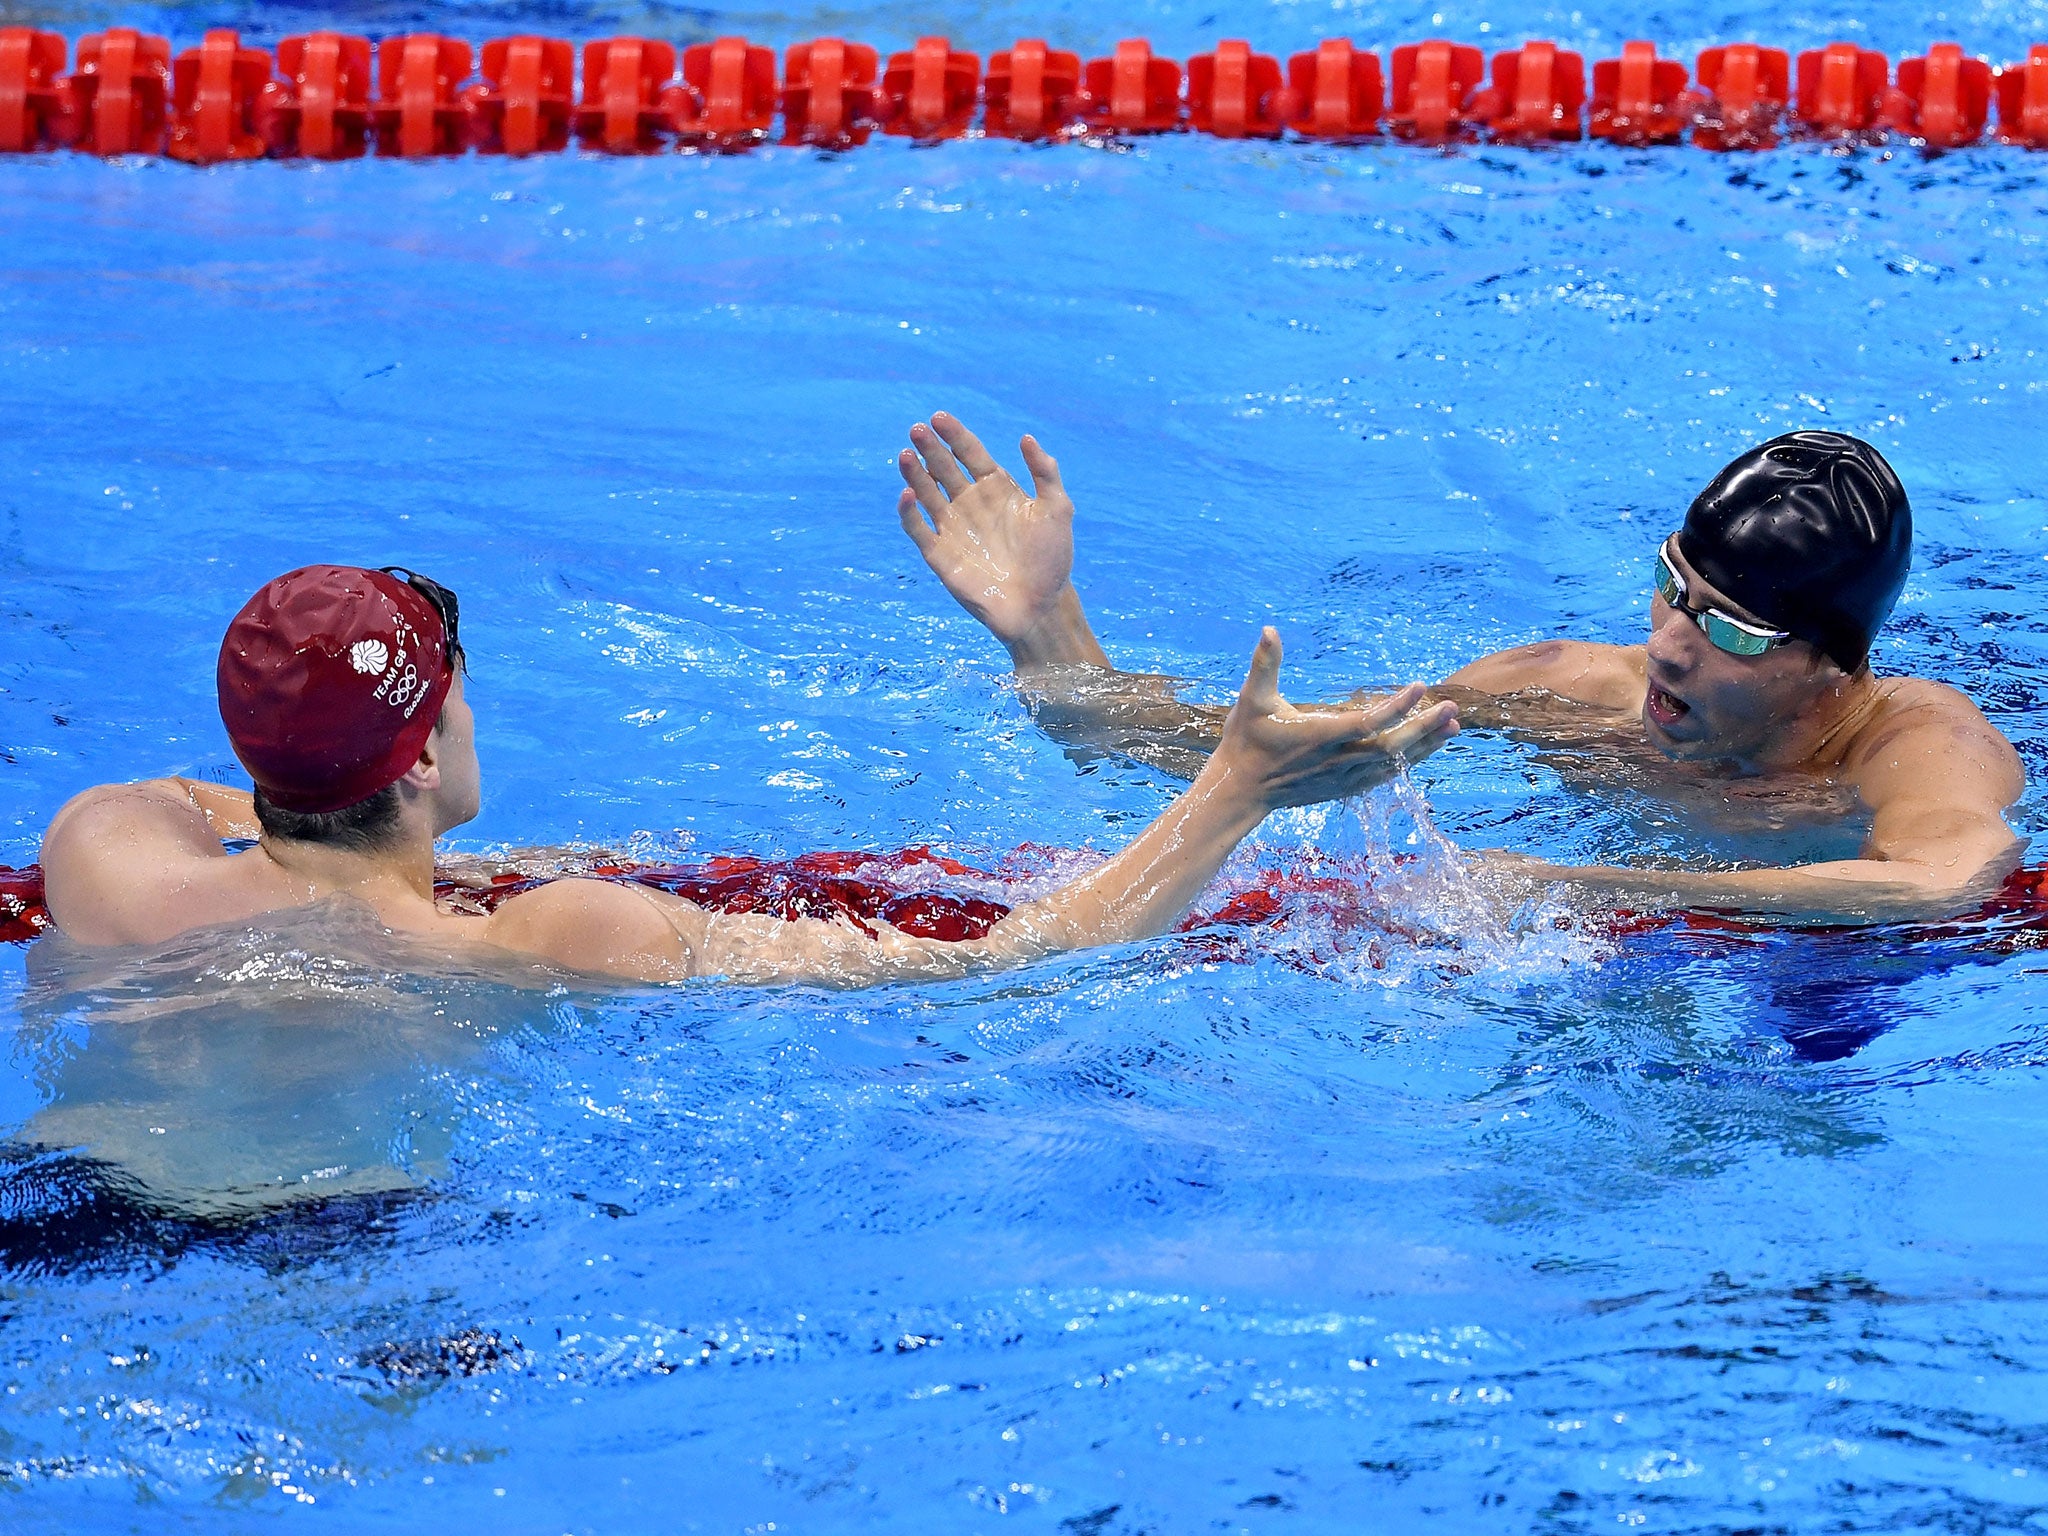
[41,779,252,945]
[46,778,216,850]
[1849,675,2025,801]
[1445,640,1646,710]
[483,877,703,981]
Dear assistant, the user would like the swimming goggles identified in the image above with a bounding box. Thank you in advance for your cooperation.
[380,566,465,671]
[1653,539,1792,658]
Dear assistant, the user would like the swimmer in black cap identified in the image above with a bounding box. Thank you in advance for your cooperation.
[897,415,2023,921]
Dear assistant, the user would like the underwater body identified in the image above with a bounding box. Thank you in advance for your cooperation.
[4,0,2048,1529]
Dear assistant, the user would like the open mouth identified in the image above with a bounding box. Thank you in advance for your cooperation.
[1645,684,1692,727]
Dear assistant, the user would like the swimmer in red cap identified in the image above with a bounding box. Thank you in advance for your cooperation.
[37,565,1458,981]
[898,414,2023,921]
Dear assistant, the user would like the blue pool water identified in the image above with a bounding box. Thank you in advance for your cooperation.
[6,2,2048,1530]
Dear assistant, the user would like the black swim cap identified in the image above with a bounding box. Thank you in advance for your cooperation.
[1676,430,1911,674]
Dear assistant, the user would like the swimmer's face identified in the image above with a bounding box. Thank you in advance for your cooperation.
[1642,543,1836,764]
[427,671,483,833]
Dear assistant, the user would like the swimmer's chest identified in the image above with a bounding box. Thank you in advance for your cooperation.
[1546,743,1874,865]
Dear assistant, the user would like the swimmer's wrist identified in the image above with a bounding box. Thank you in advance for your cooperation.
[1189,754,1281,830]
[1004,586,1109,671]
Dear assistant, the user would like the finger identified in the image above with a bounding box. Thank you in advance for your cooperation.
[1235,627,1283,712]
[898,448,954,527]
[1289,699,1454,767]
[1020,434,1064,502]
[1379,702,1462,758]
[930,411,1003,481]
[909,421,972,497]
[896,488,938,555]
[1344,682,1427,733]
[1281,685,1430,749]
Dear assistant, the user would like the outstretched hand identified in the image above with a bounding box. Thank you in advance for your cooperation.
[1212,629,1460,811]
[897,412,1099,665]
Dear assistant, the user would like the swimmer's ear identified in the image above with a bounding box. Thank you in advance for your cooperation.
[399,738,443,793]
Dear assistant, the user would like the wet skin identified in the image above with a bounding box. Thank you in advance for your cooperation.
[39,638,1460,983]
[895,410,2025,922]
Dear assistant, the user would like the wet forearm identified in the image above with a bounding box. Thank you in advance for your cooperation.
[1515,856,1999,923]
[1018,667,1226,782]
[1007,761,1265,947]
[990,581,1214,779]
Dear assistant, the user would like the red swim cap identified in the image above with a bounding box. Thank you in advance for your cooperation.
[217,566,455,814]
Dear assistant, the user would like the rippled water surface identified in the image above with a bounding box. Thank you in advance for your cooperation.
[5,1,2048,1530]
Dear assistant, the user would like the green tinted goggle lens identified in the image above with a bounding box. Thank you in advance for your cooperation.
[1654,547,1788,658]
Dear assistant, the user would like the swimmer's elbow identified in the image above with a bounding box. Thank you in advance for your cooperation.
[1890,846,2022,911]
[1798,847,2015,920]
[1868,806,2024,900]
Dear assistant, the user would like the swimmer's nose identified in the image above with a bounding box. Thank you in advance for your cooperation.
[1645,607,1698,674]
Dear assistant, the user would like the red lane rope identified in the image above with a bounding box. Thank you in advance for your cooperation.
[2,27,2042,160]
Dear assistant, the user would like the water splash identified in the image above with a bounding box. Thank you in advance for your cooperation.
[1243,769,1614,987]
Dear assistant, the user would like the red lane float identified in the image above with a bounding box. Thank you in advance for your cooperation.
[0,28,69,151]
[1080,39,1182,133]
[878,35,979,139]
[373,34,470,157]
[469,36,574,156]
[985,38,1082,139]
[168,28,271,164]
[0,864,48,943]
[1388,39,1484,141]
[1470,39,1585,140]
[1996,44,2048,146]
[1187,39,1285,138]
[671,36,776,146]
[781,38,879,147]
[577,37,672,153]
[1888,43,1991,147]
[68,27,172,156]
[1794,41,1890,137]
[1285,39,1383,138]
[613,849,1012,940]
[1591,41,1688,143]
[270,33,372,159]
[7,29,2048,158]
[1692,43,1790,149]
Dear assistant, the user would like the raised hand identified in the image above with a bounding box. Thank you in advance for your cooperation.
[897,412,1106,667]
[1212,630,1461,811]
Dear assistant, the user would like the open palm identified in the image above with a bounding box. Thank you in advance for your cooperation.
[1217,630,1460,808]
[897,412,1079,654]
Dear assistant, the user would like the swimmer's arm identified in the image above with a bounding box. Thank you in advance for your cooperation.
[1020,641,1648,780]
[717,637,1454,985]
[891,411,1222,773]
[681,763,1277,988]
[40,777,256,944]
[1494,846,2018,924]
[894,411,1481,781]
[491,634,1457,986]
[1490,710,2027,921]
